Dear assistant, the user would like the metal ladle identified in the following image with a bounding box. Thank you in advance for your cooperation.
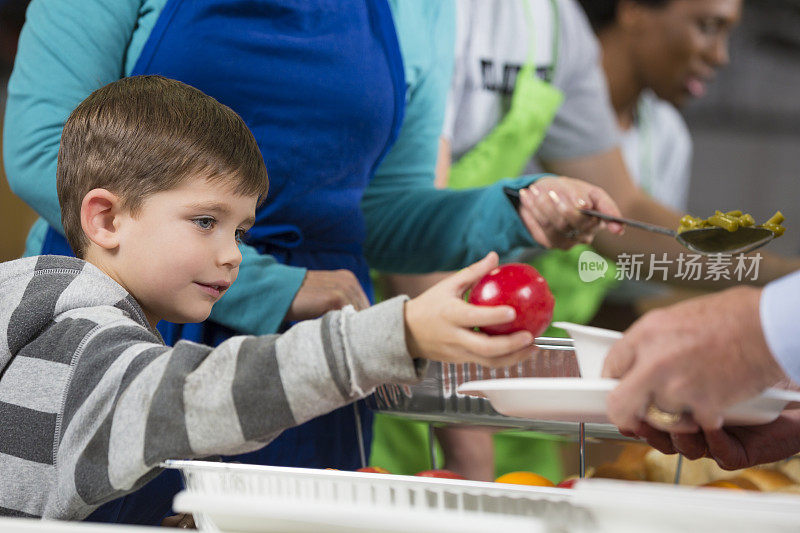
[579,209,774,255]
[502,187,774,255]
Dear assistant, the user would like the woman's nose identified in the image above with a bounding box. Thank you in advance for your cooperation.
[708,36,730,68]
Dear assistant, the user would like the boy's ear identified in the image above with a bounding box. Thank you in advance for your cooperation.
[81,188,123,251]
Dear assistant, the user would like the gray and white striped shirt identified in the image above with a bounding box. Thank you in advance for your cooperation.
[0,255,422,520]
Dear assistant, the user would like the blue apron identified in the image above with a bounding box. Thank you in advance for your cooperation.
[43,0,405,524]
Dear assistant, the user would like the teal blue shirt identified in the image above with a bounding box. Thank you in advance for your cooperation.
[5,0,537,335]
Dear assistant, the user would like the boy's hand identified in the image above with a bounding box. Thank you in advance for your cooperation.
[517,177,624,249]
[286,269,371,321]
[404,252,536,367]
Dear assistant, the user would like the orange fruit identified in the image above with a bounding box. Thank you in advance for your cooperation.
[701,480,745,490]
[494,471,555,487]
[357,466,391,474]
[701,477,759,491]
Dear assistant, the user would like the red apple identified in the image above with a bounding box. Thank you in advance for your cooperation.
[356,466,391,474]
[414,469,467,480]
[556,478,578,489]
[468,263,554,336]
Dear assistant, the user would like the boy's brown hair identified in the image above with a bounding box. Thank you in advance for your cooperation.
[57,75,268,258]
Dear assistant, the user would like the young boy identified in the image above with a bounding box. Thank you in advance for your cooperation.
[0,75,539,521]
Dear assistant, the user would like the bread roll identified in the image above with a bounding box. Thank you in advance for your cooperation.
[775,457,800,484]
[644,450,737,486]
[774,484,800,495]
[737,468,795,491]
[589,447,800,494]
[613,443,650,478]
[593,463,646,481]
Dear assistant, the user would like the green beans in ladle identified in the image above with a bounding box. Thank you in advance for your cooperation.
[677,210,785,238]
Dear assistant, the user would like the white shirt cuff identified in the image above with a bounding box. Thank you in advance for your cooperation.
[760,270,800,383]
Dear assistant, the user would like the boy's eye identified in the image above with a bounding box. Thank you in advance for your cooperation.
[193,217,216,230]
[235,228,248,243]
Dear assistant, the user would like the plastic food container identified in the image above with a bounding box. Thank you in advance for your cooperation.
[365,339,624,439]
[165,461,800,533]
[165,459,594,533]
[572,478,800,533]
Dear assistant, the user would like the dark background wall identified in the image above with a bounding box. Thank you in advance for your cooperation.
[684,0,800,256]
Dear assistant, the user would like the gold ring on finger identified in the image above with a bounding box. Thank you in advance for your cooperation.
[646,403,684,427]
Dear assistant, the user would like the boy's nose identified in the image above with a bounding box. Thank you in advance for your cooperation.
[219,238,243,269]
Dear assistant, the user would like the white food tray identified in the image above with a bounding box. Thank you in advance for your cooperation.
[0,518,159,533]
[573,478,800,533]
[165,460,592,533]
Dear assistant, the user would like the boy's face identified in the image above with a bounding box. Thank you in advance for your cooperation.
[111,177,257,328]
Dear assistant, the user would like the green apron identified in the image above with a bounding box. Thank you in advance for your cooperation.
[448,0,563,190]
[371,0,615,482]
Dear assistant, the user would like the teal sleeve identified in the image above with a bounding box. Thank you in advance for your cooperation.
[23,219,48,257]
[364,175,540,273]
[4,0,305,334]
[365,0,540,273]
[3,0,142,232]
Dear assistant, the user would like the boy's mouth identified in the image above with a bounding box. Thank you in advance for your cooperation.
[195,281,230,298]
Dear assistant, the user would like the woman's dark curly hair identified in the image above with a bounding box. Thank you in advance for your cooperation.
[577,0,671,32]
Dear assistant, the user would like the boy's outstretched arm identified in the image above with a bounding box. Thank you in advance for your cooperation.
[49,298,421,520]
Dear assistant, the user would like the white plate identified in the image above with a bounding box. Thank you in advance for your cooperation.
[457,378,800,425]
[572,478,800,533]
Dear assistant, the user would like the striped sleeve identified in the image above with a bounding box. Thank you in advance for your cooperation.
[47,296,420,519]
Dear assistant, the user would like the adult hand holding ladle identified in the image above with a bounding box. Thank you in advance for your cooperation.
[503,187,775,255]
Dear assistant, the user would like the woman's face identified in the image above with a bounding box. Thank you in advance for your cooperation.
[629,0,742,107]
